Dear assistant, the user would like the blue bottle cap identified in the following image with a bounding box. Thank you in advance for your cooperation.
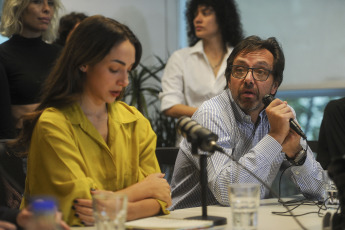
[32,198,56,212]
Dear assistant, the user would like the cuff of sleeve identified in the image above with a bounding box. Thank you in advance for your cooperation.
[290,149,313,174]
[156,200,170,215]
[255,134,284,162]
[159,93,184,112]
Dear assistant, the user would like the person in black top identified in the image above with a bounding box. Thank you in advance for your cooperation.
[317,97,345,170]
[0,64,15,139]
[0,0,63,136]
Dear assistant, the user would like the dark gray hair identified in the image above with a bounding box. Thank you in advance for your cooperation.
[225,35,285,87]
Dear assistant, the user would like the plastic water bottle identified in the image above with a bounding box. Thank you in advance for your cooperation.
[27,198,58,230]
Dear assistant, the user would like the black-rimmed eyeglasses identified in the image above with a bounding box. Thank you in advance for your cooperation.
[230,65,272,81]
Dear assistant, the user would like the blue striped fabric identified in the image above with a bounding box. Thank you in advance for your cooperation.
[170,89,324,210]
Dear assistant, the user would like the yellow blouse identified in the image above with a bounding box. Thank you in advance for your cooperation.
[21,101,168,225]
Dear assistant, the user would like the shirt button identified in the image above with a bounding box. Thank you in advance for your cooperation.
[295,171,300,175]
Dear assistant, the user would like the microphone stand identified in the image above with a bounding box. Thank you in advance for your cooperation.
[176,116,307,229]
[185,141,227,226]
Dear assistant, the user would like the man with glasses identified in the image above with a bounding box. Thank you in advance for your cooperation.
[170,35,324,210]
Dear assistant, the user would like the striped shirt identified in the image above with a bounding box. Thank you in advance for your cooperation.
[170,89,324,210]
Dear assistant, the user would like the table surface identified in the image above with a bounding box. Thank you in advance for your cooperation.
[72,198,329,230]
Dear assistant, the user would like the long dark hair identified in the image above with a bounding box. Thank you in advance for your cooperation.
[185,0,243,47]
[14,15,142,154]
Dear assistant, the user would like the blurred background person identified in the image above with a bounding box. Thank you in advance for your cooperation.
[159,0,243,119]
[18,15,170,226]
[53,11,88,47]
[0,0,63,136]
[317,97,345,170]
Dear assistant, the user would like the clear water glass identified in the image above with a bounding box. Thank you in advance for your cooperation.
[93,192,127,230]
[228,183,260,230]
[323,170,339,210]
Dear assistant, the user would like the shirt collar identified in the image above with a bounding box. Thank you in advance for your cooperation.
[189,40,204,55]
[189,40,232,56]
[63,102,139,126]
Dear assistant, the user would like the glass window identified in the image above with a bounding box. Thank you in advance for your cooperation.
[277,89,345,140]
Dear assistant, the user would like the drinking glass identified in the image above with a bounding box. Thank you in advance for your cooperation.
[93,192,127,230]
[323,170,339,210]
[228,183,260,230]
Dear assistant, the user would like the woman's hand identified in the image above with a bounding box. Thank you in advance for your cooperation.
[75,190,128,225]
[0,207,70,230]
[0,221,16,230]
[73,173,172,225]
[140,173,171,207]
[55,212,70,230]
[16,207,32,228]
[73,198,94,226]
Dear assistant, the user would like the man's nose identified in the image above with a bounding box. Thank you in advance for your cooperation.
[244,69,255,83]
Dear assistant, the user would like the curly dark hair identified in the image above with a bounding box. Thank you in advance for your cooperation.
[54,12,88,46]
[185,0,244,47]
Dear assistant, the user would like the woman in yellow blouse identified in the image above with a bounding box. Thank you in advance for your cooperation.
[18,15,171,226]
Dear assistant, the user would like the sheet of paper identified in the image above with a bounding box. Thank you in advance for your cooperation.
[125,216,213,230]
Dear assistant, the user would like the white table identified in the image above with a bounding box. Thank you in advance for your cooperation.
[72,198,328,229]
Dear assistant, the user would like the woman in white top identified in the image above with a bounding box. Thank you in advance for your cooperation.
[160,0,243,118]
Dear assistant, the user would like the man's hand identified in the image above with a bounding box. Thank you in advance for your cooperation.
[282,130,302,158]
[266,98,295,144]
[266,98,302,157]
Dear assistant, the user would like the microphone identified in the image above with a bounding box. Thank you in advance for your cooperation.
[176,116,223,153]
[177,116,308,229]
[262,94,307,140]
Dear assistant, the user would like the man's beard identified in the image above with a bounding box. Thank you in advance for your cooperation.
[235,85,262,114]
[236,94,262,114]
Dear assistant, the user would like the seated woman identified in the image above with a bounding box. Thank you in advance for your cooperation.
[18,15,171,226]
[159,0,243,119]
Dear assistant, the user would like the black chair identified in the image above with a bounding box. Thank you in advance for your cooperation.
[155,147,179,184]
[307,140,318,154]
[0,139,25,209]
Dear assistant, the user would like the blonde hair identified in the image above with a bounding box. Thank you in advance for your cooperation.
[0,0,63,42]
